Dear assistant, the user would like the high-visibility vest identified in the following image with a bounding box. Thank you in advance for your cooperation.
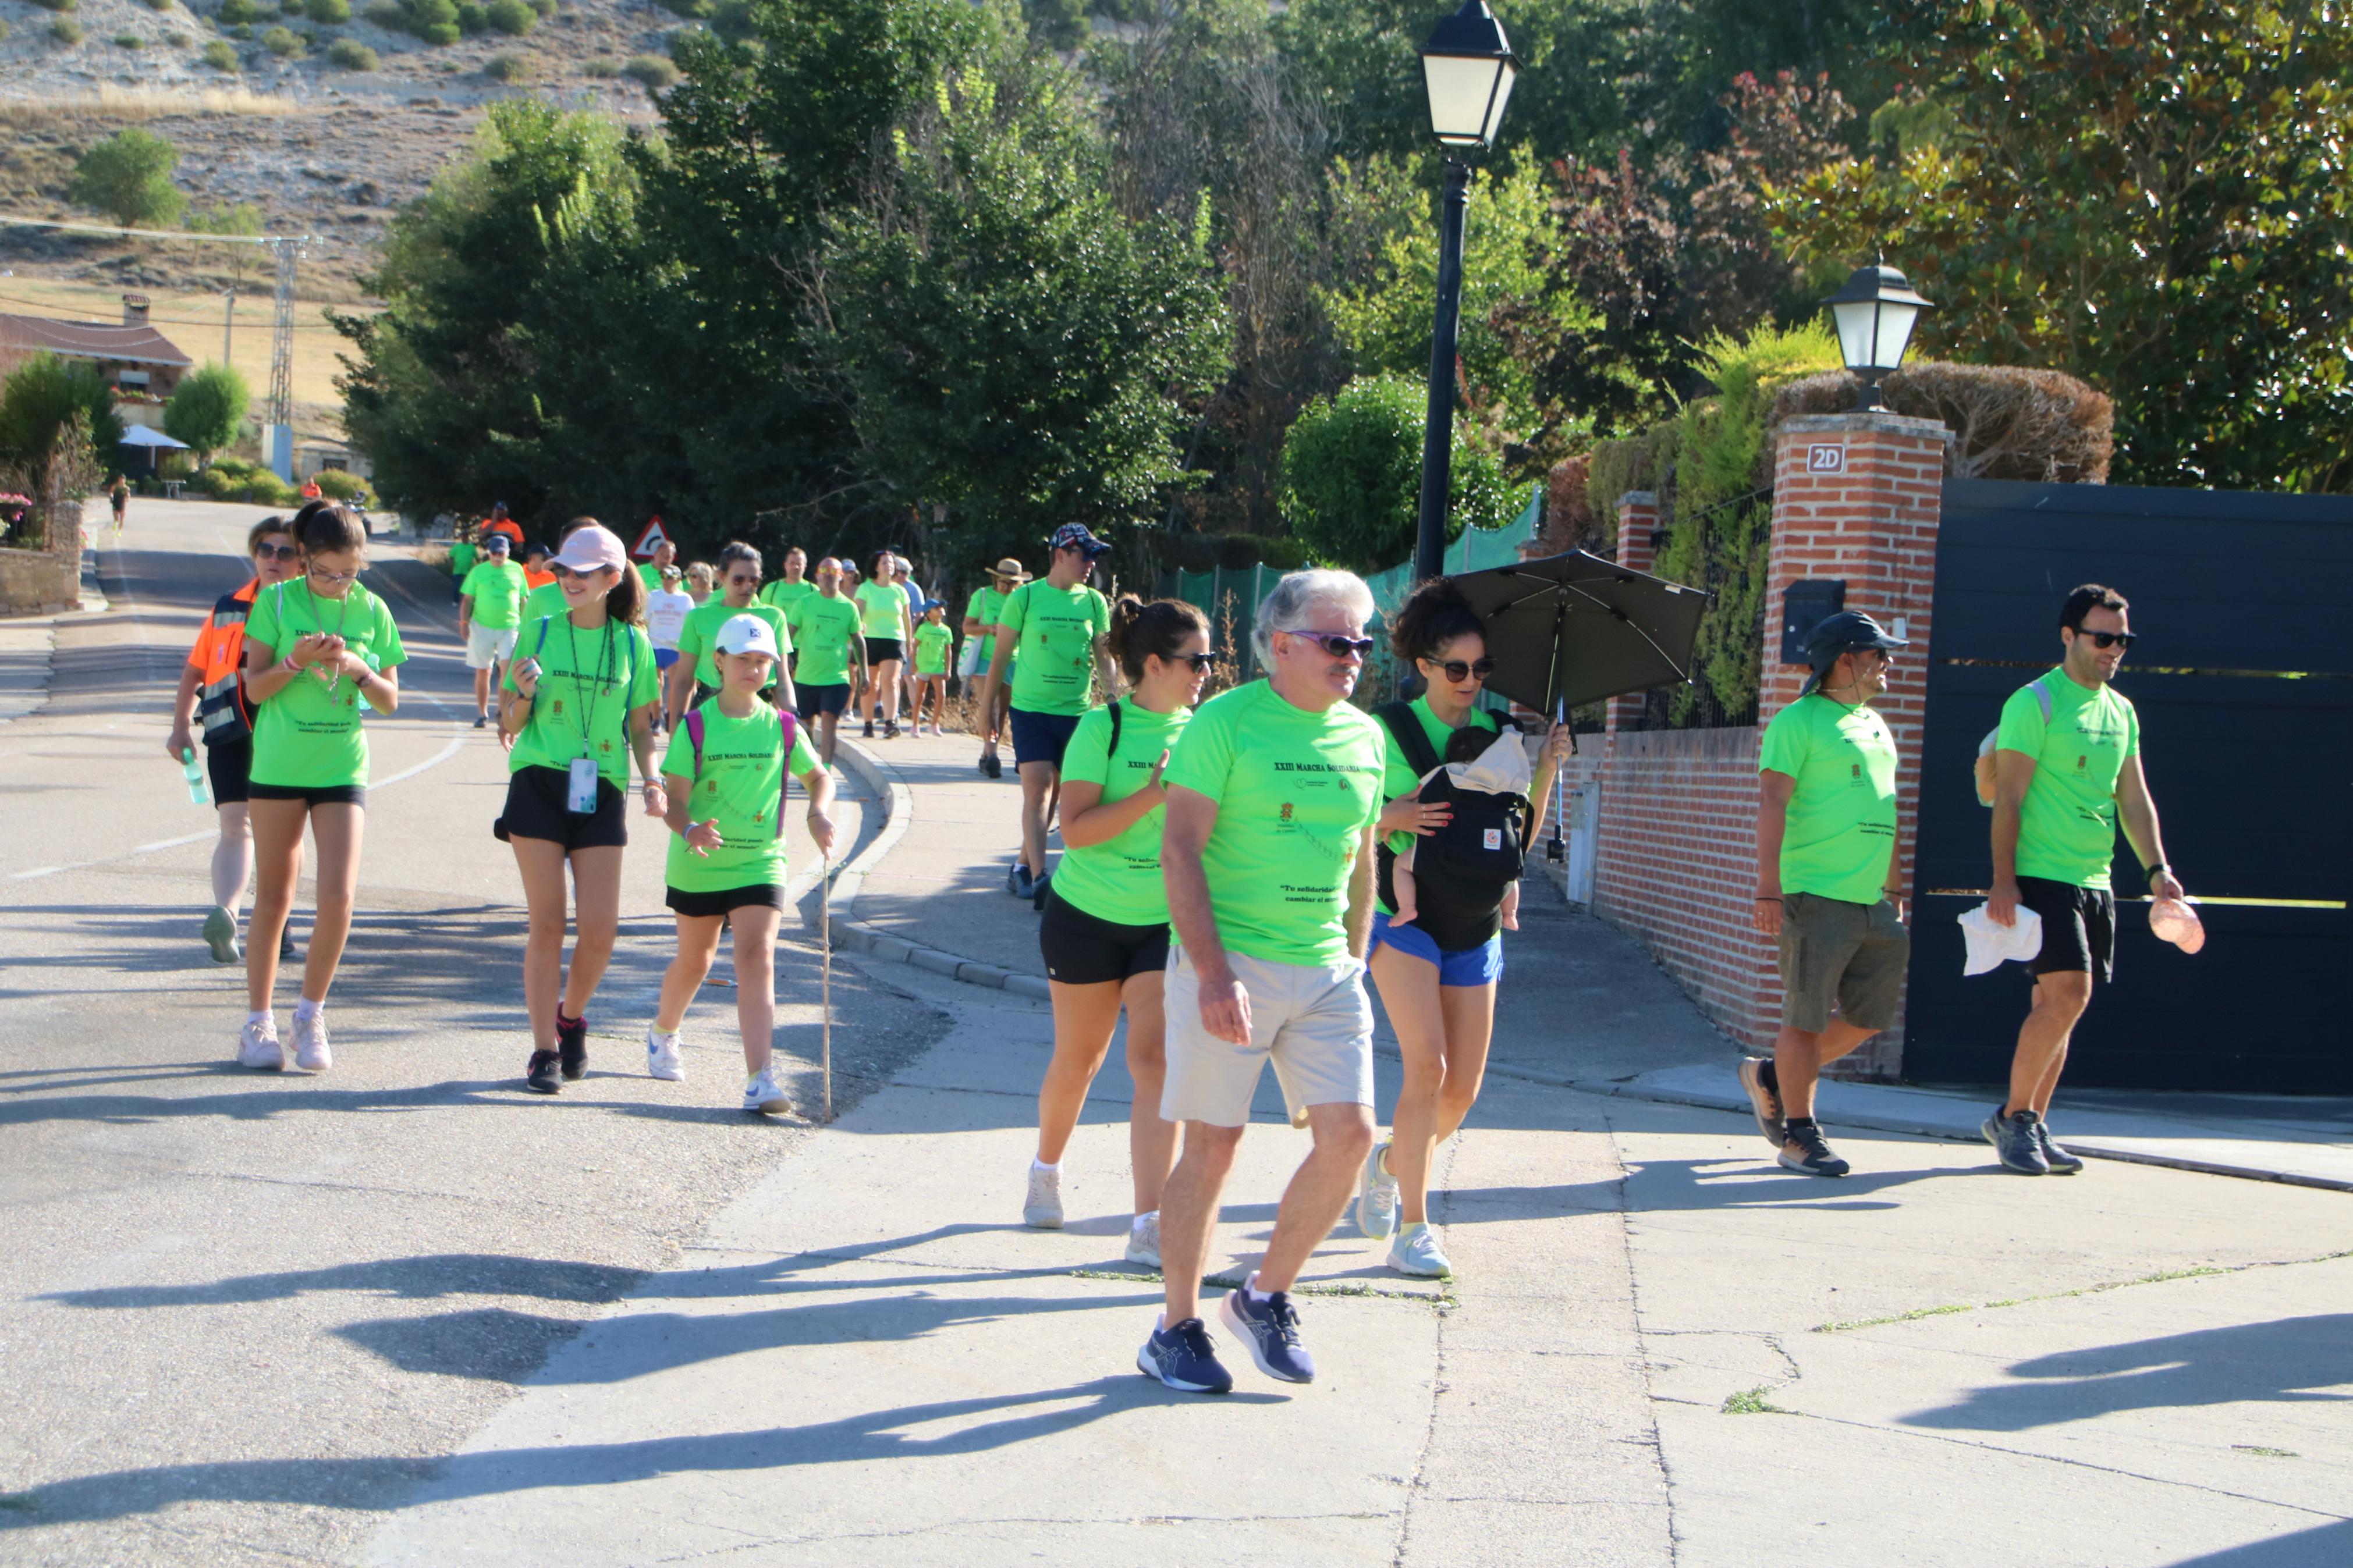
[191,579,260,743]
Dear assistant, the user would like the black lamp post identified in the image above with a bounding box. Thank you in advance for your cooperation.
[1412,0,1517,585]
[1822,258,1933,410]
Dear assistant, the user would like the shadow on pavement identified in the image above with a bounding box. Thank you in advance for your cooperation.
[2166,1521,2353,1565]
[41,1252,641,1310]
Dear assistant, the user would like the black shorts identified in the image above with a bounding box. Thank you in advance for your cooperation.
[249,781,367,808]
[2018,875,2115,982]
[666,883,785,918]
[205,734,253,805]
[494,765,628,850]
[1010,707,1083,770]
[866,637,903,666]
[796,682,851,720]
[1038,887,1170,986]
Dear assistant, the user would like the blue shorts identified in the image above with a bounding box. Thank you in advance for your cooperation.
[1010,706,1083,770]
[655,648,680,671]
[1370,911,1504,987]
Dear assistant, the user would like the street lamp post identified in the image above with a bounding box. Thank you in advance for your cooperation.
[1822,257,1933,410]
[1412,1,1517,585]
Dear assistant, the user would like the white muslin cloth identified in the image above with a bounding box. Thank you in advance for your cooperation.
[1416,727,1536,797]
[1958,901,2043,975]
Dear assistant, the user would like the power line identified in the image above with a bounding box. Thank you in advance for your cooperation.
[0,212,298,247]
[0,291,362,332]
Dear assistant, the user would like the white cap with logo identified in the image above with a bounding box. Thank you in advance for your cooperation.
[715,614,779,659]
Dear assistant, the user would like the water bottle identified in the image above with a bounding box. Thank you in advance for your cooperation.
[182,746,209,806]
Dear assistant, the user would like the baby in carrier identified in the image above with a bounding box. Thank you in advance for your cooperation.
[1390,723,1532,932]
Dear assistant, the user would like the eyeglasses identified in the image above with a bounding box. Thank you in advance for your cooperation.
[2078,630,2136,650]
[307,566,359,585]
[1425,656,1495,682]
[1168,652,1215,671]
[255,543,298,561]
[1285,630,1374,659]
[727,574,760,588]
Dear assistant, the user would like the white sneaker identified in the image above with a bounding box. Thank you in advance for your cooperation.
[238,1017,283,1071]
[742,1065,789,1114]
[1355,1140,1400,1240]
[1023,1164,1063,1229]
[1387,1221,1453,1279]
[291,1010,331,1073]
[647,1026,686,1082]
[1125,1211,1161,1269]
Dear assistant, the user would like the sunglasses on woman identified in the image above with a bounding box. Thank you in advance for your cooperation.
[1167,652,1215,671]
[255,543,299,562]
[1284,630,1375,659]
[2078,630,2136,650]
[1424,656,1496,682]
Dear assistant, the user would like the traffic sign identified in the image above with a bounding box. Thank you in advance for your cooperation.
[631,517,669,560]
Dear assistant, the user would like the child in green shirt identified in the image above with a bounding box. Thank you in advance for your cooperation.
[911,601,954,737]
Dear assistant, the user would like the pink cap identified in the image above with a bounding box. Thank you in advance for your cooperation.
[549,524,629,576]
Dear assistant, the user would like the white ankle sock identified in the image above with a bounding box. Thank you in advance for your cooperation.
[1031,1157,1060,1175]
[1132,1210,1157,1229]
[1245,1271,1273,1304]
[294,998,321,1026]
[247,1009,272,1029]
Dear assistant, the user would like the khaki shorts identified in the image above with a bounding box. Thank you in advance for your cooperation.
[1162,944,1374,1128]
[1777,892,1910,1034]
[464,621,518,670]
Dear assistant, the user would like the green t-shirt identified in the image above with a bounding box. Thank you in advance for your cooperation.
[1162,680,1386,966]
[661,701,822,894]
[1997,667,2140,890]
[503,616,661,790]
[787,593,863,687]
[1055,701,1191,927]
[1758,692,1900,905]
[520,579,569,624]
[1375,696,1504,916]
[854,579,909,640]
[449,541,477,581]
[459,560,527,630]
[637,561,664,592]
[998,579,1110,716]
[913,621,954,675]
[969,583,1012,666]
[246,579,407,790]
[760,578,815,617]
[674,600,792,691]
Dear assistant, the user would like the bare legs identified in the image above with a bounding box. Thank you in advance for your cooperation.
[1016,760,1056,881]
[2006,970,2091,1119]
[1772,1017,1879,1119]
[860,657,903,730]
[1368,945,1497,1225]
[512,839,623,1049]
[211,801,252,913]
[1160,1103,1374,1324]
[655,906,782,1073]
[246,799,362,1009]
[1037,971,1177,1215]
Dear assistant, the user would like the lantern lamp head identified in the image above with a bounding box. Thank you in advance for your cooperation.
[1419,1,1518,150]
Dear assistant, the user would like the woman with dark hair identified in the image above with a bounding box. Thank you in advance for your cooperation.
[856,550,916,739]
[236,504,406,1073]
[1355,577,1571,1279]
[498,522,666,1094]
[1023,595,1211,1267]
[667,542,793,728]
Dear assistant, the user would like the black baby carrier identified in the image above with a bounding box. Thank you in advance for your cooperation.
[1372,702,1528,952]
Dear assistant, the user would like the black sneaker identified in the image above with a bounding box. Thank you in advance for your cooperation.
[1982,1105,2051,1175]
[1007,863,1034,899]
[556,1012,588,1080]
[1219,1283,1315,1384]
[474,713,488,729]
[863,720,875,739]
[1031,870,1051,911]
[882,719,899,739]
[279,926,299,962]
[1737,1057,1785,1149]
[1137,1317,1233,1394]
[1777,1118,1850,1177]
[525,1050,563,1094]
[2036,1121,2085,1174]
[981,751,1002,779]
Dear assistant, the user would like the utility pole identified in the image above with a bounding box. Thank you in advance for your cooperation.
[222,288,235,368]
[263,237,303,482]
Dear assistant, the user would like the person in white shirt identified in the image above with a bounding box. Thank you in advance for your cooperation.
[645,565,696,735]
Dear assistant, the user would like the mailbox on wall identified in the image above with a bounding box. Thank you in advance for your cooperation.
[1780,579,1846,663]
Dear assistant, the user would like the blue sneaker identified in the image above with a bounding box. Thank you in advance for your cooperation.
[1219,1282,1315,1384]
[1137,1317,1233,1394]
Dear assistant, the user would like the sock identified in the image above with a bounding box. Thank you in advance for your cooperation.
[1759,1058,1780,1095]
[247,1009,272,1028]
[1785,1115,1816,1136]
[1246,1271,1273,1304]
[556,1008,581,1027]
[1032,1157,1060,1175]
[294,998,321,1026]
[1132,1210,1157,1229]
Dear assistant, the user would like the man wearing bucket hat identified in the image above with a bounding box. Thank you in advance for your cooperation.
[1741,610,1912,1178]
[966,556,1030,777]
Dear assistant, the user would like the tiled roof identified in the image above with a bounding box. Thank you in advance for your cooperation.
[0,312,193,369]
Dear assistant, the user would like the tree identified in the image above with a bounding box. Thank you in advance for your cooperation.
[68,129,186,229]
[1277,372,1514,573]
[0,353,122,506]
[164,363,250,463]
[1769,0,2353,491]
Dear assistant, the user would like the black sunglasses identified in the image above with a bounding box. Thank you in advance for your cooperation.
[1169,652,1215,671]
[255,543,298,561]
[1286,631,1375,659]
[1425,656,1496,682]
[2077,629,2136,650]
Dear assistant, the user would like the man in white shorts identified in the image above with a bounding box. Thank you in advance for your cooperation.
[457,531,526,730]
[1139,568,1387,1395]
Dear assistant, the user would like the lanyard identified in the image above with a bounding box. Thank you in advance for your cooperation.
[563,617,618,758]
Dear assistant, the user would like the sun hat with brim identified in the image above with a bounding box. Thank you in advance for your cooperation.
[1801,609,1908,695]
[549,524,629,576]
[991,557,1031,584]
[715,614,779,660]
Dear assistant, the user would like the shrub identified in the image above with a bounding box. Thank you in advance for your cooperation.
[0,354,124,500]
[622,53,677,88]
[164,362,250,461]
[0,19,11,38]
[326,36,374,66]
[200,35,235,63]
[656,0,707,14]
[68,129,183,227]
[261,22,300,52]
[145,0,172,9]
[188,202,264,234]
[31,0,75,12]
[306,0,349,19]
[485,0,531,31]
[1278,374,1518,575]
[527,0,552,13]
[420,20,455,42]
[482,48,528,79]
[51,16,83,40]
[279,0,301,13]
[454,1,487,31]
[363,0,402,23]
[167,30,189,44]
[313,468,365,500]
[113,31,144,45]
[218,0,263,21]
[581,54,619,76]
[1770,362,2114,484]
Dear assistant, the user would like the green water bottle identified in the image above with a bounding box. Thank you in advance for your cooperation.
[182,746,209,806]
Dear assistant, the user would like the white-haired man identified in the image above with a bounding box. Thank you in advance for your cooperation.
[1140,568,1386,1395]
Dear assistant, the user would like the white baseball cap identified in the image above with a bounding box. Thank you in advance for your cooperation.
[715,614,779,659]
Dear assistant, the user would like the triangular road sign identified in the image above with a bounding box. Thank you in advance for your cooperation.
[631,517,670,560]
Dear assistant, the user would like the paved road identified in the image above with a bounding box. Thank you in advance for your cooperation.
[3,507,2349,1566]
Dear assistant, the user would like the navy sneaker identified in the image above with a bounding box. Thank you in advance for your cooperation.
[1137,1317,1233,1394]
[1219,1283,1315,1384]
[2035,1120,2085,1174]
[1982,1105,2051,1175]
[556,1011,588,1080]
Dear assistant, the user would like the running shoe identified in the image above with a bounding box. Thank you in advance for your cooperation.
[1777,1120,1849,1177]
[556,1011,588,1080]
[743,1065,789,1114]
[1137,1317,1232,1394]
[646,1025,685,1082]
[1387,1221,1453,1278]
[203,905,241,965]
[1023,1163,1064,1228]
[863,720,876,738]
[1031,870,1051,911]
[981,752,1002,779]
[1355,1140,1400,1240]
[238,1016,284,1071]
[279,926,298,962]
[2036,1121,2085,1174]
[292,1010,332,1073]
[525,1050,563,1094]
[474,713,488,729]
[1220,1282,1315,1384]
[1737,1057,1786,1149]
[1126,1211,1162,1269]
[1007,863,1034,900]
[1982,1105,2050,1175]
[882,719,899,739]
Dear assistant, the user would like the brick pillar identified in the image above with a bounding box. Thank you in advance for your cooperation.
[1762,413,1951,1078]
[1606,491,1660,738]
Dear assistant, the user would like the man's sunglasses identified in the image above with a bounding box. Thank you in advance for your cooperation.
[2077,629,2136,650]
[255,543,298,561]
[1424,656,1496,682]
[1284,631,1375,659]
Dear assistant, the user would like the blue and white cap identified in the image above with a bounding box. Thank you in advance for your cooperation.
[715,614,779,659]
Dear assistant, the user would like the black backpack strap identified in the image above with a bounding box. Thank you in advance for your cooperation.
[773,709,800,825]
[1375,700,1442,781]
[1106,698,1122,758]
[684,707,705,782]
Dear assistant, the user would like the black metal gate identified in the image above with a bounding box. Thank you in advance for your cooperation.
[1907,479,2353,1093]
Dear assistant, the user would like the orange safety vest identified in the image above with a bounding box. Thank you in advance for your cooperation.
[191,579,260,742]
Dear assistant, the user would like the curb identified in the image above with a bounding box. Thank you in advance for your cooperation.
[820,738,1050,1003]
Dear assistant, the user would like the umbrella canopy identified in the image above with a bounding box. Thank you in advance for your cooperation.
[1447,549,1712,715]
[117,425,189,448]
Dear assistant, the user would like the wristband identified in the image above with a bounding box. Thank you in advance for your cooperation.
[1754,895,1782,902]
[2145,861,2170,879]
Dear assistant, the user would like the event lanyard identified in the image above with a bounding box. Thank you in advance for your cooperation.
[565,618,617,759]
[301,582,353,700]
